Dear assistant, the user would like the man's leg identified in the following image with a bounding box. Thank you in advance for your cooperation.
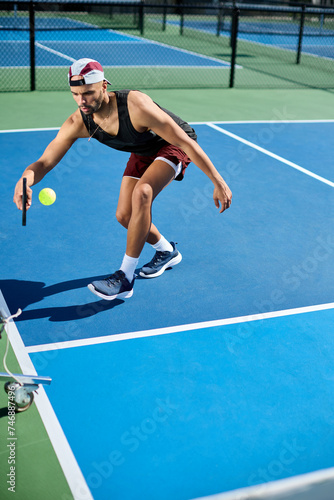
[88,160,177,299]
[125,160,175,258]
[116,176,162,246]
[127,162,182,279]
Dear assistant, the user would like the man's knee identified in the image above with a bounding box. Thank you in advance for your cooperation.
[116,209,130,228]
[132,183,153,207]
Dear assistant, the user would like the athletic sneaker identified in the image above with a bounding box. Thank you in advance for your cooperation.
[88,270,134,300]
[139,242,182,278]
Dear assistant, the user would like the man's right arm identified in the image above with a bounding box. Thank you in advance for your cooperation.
[14,112,85,210]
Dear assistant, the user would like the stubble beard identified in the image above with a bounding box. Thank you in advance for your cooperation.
[80,90,104,115]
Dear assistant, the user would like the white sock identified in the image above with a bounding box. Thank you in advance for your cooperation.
[152,236,173,253]
[120,254,139,282]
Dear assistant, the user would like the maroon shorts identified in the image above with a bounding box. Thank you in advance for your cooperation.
[123,144,191,181]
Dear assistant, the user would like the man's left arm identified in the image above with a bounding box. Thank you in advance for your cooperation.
[131,92,232,213]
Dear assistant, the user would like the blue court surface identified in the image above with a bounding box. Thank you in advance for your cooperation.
[0,16,229,68]
[236,33,334,60]
[165,18,334,60]
[1,120,334,499]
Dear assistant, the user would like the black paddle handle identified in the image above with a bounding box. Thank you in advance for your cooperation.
[22,177,27,226]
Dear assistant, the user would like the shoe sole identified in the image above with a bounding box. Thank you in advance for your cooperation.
[87,284,133,301]
[139,252,182,279]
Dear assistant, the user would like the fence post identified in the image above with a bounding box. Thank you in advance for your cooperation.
[217,4,224,37]
[229,7,239,88]
[139,0,144,35]
[29,1,36,91]
[162,4,167,31]
[180,5,184,36]
[296,4,306,64]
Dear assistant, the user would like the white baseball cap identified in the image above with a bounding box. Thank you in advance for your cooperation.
[68,58,111,86]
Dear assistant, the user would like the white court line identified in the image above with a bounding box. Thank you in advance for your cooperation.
[35,42,76,63]
[207,122,334,188]
[26,302,334,353]
[193,465,334,500]
[35,32,231,67]
[1,120,334,135]
[236,33,334,63]
[0,127,60,134]
[0,291,93,500]
[106,27,232,66]
[193,119,334,124]
[1,120,334,186]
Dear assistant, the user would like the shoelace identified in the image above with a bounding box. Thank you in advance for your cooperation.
[151,250,170,265]
[105,271,124,286]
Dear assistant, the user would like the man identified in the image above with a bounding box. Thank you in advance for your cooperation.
[14,58,232,301]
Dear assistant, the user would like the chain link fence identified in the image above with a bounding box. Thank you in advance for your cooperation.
[231,3,334,88]
[0,0,333,91]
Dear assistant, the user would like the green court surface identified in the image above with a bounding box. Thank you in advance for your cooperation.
[1,88,334,131]
[1,86,334,499]
[0,331,72,500]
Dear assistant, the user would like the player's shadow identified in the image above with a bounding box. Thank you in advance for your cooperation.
[0,277,125,322]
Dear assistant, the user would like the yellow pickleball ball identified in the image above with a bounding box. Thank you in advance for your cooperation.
[39,188,56,206]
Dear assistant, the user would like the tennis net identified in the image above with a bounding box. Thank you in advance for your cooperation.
[193,466,334,500]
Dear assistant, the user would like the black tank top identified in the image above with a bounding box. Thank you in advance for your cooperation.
[80,90,197,156]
